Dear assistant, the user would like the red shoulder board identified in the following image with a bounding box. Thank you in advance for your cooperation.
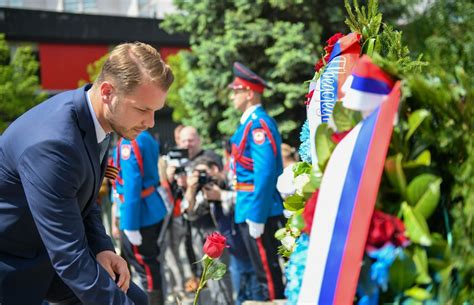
[252,128,266,145]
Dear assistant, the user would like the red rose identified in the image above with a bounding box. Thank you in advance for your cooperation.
[203,232,227,259]
[314,33,345,73]
[314,59,324,72]
[366,210,409,251]
[302,190,319,234]
[326,33,345,47]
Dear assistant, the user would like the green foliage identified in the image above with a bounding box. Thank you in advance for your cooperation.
[0,34,47,133]
[402,202,432,246]
[162,0,350,146]
[389,250,418,292]
[332,102,362,132]
[204,260,227,281]
[166,51,190,122]
[408,174,441,219]
[326,1,472,302]
[401,0,474,77]
[315,123,336,171]
[292,161,312,176]
[283,194,305,212]
[78,53,108,87]
[344,0,382,40]
[385,153,408,196]
[162,0,422,147]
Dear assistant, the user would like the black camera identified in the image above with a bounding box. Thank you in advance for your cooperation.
[197,169,213,187]
[167,148,189,176]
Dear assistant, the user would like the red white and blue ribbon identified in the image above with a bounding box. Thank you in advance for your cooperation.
[298,81,401,305]
[307,33,361,167]
[342,55,395,116]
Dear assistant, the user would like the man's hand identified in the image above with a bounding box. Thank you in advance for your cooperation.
[96,250,130,293]
[166,166,176,183]
[186,171,199,193]
[246,219,265,239]
[184,172,199,211]
[202,184,222,201]
[124,230,142,246]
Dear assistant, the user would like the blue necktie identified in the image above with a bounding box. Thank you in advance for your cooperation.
[99,134,110,162]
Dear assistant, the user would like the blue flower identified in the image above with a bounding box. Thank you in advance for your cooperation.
[367,243,402,291]
[284,233,310,305]
[299,121,312,163]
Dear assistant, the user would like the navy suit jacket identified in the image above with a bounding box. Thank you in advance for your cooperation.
[0,85,134,304]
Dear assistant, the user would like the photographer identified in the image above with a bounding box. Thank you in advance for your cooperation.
[163,126,223,294]
[166,126,222,185]
[183,157,261,305]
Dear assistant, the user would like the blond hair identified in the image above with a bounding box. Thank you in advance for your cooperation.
[96,42,174,94]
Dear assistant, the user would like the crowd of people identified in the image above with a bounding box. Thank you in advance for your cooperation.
[0,42,299,305]
[104,64,301,304]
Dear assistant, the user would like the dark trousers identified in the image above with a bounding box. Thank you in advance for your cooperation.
[45,273,147,305]
[237,215,285,301]
[120,222,164,304]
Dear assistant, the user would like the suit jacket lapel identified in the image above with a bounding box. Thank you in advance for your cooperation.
[72,85,100,208]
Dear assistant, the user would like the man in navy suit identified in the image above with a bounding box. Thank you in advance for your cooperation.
[0,42,174,305]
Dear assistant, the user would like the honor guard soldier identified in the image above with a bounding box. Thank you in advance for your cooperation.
[228,62,285,300]
[114,130,168,304]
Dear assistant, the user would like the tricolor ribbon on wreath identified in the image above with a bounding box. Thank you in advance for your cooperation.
[298,54,400,305]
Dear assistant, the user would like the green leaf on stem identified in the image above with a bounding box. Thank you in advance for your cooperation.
[332,102,362,132]
[389,250,417,293]
[404,286,432,301]
[315,123,336,172]
[292,162,313,177]
[407,174,442,219]
[274,228,287,241]
[206,261,227,281]
[413,246,432,285]
[401,202,432,246]
[406,109,430,141]
[403,150,431,169]
[302,174,321,198]
[385,153,407,195]
[290,212,305,231]
[284,194,305,212]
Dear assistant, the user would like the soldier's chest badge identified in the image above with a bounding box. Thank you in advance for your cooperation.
[121,144,132,160]
[252,128,266,145]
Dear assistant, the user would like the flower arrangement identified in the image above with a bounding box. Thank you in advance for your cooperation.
[278,0,473,304]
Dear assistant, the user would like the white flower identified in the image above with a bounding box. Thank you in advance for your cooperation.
[283,209,294,218]
[293,173,311,196]
[281,236,296,251]
[277,165,296,198]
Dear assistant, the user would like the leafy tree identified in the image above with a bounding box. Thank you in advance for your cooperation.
[162,1,335,146]
[401,0,474,76]
[165,51,190,122]
[162,0,420,146]
[0,34,46,133]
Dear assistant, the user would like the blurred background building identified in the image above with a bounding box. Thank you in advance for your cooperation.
[0,0,188,149]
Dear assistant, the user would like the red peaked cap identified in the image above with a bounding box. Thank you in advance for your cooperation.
[228,62,270,94]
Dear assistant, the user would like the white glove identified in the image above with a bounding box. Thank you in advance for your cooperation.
[124,230,142,246]
[246,219,265,239]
